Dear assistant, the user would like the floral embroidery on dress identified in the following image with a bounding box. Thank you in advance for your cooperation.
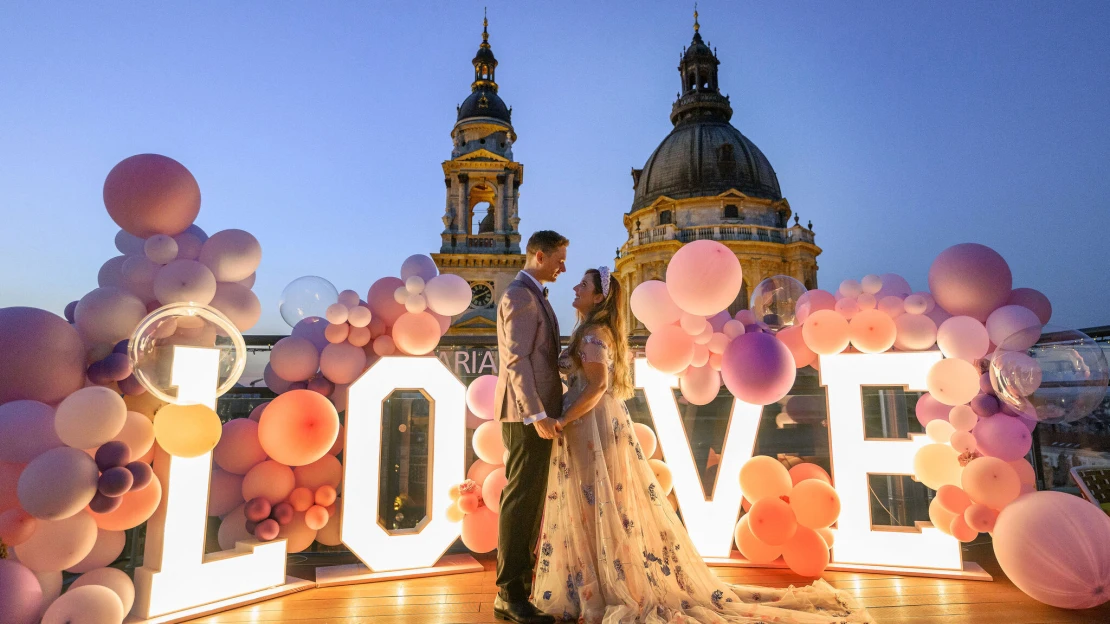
[582,485,595,505]
[613,558,625,581]
[542,542,554,557]
[711,589,725,609]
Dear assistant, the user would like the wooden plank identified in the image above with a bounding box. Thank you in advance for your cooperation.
[315,553,484,588]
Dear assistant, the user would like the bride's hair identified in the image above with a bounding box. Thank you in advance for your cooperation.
[569,269,634,400]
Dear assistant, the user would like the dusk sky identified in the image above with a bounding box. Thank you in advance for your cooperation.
[2,1,1108,333]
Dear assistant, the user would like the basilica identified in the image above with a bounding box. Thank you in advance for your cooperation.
[432,13,821,335]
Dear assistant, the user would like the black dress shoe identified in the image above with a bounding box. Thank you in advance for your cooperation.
[493,594,555,624]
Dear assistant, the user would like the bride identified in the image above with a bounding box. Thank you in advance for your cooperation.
[530,267,873,623]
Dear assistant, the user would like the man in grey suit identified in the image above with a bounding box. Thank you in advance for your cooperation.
[492,230,568,624]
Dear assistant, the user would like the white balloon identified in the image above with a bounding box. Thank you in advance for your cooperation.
[71,567,135,614]
[41,585,123,624]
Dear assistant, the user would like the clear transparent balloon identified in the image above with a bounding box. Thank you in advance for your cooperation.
[749,275,808,330]
[279,276,339,328]
[990,326,1109,424]
[128,303,247,403]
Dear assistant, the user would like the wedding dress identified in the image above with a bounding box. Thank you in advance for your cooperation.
[530,328,873,624]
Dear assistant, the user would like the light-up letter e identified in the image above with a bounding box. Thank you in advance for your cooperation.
[342,356,467,571]
[820,352,963,570]
[133,346,287,619]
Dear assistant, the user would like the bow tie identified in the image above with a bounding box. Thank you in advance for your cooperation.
[542,287,549,299]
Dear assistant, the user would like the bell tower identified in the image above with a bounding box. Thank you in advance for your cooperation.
[432,14,526,335]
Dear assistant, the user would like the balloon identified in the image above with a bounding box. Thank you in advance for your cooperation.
[936,485,972,515]
[0,560,43,624]
[986,305,1042,351]
[781,526,830,577]
[324,321,349,344]
[949,514,978,543]
[17,447,98,520]
[472,421,506,466]
[679,365,721,406]
[795,289,836,324]
[936,316,990,362]
[258,390,340,466]
[270,336,320,382]
[649,459,673,495]
[963,503,998,533]
[153,403,222,458]
[97,467,134,497]
[926,358,980,406]
[291,317,330,353]
[278,511,317,553]
[834,297,860,320]
[65,528,125,574]
[632,423,657,459]
[749,275,807,329]
[801,310,850,355]
[961,457,1020,510]
[993,491,1110,608]
[721,332,796,405]
[304,505,329,531]
[482,467,508,513]
[319,342,368,384]
[847,309,897,353]
[739,456,792,502]
[280,276,339,328]
[103,153,200,237]
[969,392,1000,418]
[74,287,147,346]
[293,454,343,490]
[217,505,252,549]
[461,506,499,553]
[199,229,261,283]
[665,240,743,315]
[392,311,442,355]
[972,415,1032,462]
[94,441,131,472]
[42,584,124,624]
[783,395,826,425]
[325,303,349,325]
[645,324,695,375]
[876,295,905,319]
[927,243,1012,322]
[142,234,177,264]
[790,479,840,529]
[950,430,977,454]
[457,493,480,514]
[0,509,37,546]
[817,527,835,549]
[314,485,337,507]
[893,313,938,351]
[912,443,963,490]
[399,254,437,282]
[13,511,98,572]
[208,283,261,332]
[0,400,63,464]
[367,277,408,327]
[70,567,135,614]
[914,393,951,427]
[775,326,816,369]
[679,312,707,336]
[153,259,218,305]
[1006,288,1052,325]
[317,505,344,545]
[466,375,498,421]
[213,418,267,475]
[992,327,1108,424]
[734,514,782,564]
[925,419,956,444]
[788,463,831,486]
[929,496,957,536]
[242,462,295,511]
[467,459,498,486]
[207,469,244,517]
[54,387,127,451]
[244,497,272,523]
[125,462,154,491]
[0,308,86,405]
[173,225,208,260]
[89,473,161,530]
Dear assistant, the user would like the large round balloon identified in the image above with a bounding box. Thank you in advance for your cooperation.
[991,327,1108,424]
[739,456,792,502]
[781,526,830,577]
[75,287,147,346]
[55,387,128,450]
[153,403,222,458]
[103,154,200,238]
[629,280,683,331]
[795,289,837,324]
[280,276,340,329]
[65,528,126,574]
[665,241,743,316]
[400,254,438,282]
[269,336,320,382]
[18,447,99,520]
[0,307,87,405]
[749,275,807,329]
[13,511,98,572]
[208,283,261,332]
[927,243,1012,322]
[466,375,498,421]
[366,277,408,328]
[747,498,797,546]
[70,567,135,614]
[973,414,1032,462]
[733,515,782,564]
[278,510,318,553]
[1006,288,1052,325]
[645,325,695,375]
[259,390,340,466]
[679,365,721,406]
[461,506,499,553]
[423,274,471,317]
[790,479,841,529]
[481,467,508,513]
[242,461,295,505]
[392,311,442,355]
[801,309,850,355]
[721,332,796,405]
[913,443,963,490]
[993,491,1110,609]
[0,400,63,464]
[848,309,897,353]
[926,358,980,406]
[893,313,938,351]
[199,229,261,283]
[213,418,268,475]
[319,342,368,384]
[153,259,218,306]
[0,559,43,624]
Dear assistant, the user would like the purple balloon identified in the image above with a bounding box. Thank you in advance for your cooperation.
[244,497,272,523]
[0,399,64,464]
[288,381,308,391]
[979,372,995,396]
[0,307,88,405]
[95,440,132,471]
[915,393,952,427]
[927,243,1012,322]
[86,360,114,386]
[118,374,147,396]
[970,393,1001,418]
[101,352,133,382]
[272,502,294,525]
[98,466,134,497]
[0,559,44,624]
[64,300,79,323]
[707,310,732,333]
[254,518,281,541]
[112,339,130,354]
[89,491,124,514]
[720,332,796,405]
[291,316,330,353]
[973,414,1033,461]
[126,461,154,491]
[245,519,259,534]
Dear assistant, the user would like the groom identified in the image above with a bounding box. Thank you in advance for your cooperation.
[493,230,568,624]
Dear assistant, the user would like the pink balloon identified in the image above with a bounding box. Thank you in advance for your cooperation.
[963,503,998,533]
[291,317,330,352]
[218,505,252,549]
[367,277,408,327]
[1007,288,1052,325]
[263,364,293,394]
[876,295,905,319]
[834,297,860,320]
[962,457,1020,510]
[75,287,147,346]
[781,526,830,577]
[928,243,1013,322]
[721,332,796,405]
[467,459,498,486]
[0,309,91,405]
[472,421,506,466]
[985,305,1042,351]
[707,310,733,333]
[423,274,472,317]
[665,240,743,316]
[208,282,261,332]
[876,273,912,299]
[259,390,340,466]
[893,313,938,351]
[936,316,990,361]
[17,447,99,521]
[481,467,508,513]
[776,326,816,368]
[461,506,499,553]
[0,401,63,464]
[242,461,295,505]
[973,414,1032,462]
[936,484,972,514]
[788,463,831,486]
[208,468,245,517]
[293,454,343,490]
[466,375,498,421]
[213,419,267,475]
[679,365,722,406]
[848,309,897,353]
[153,259,217,306]
[993,491,1110,609]
[270,336,321,382]
[645,324,695,374]
[392,312,442,355]
[794,289,836,324]
[0,560,44,624]
[0,508,37,546]
[949,514,978,542]
[400,254,438,282]
[110,411,155,460]
[199,229,261,283]
[103,154,200,238]
[801,309,850,355]
[13,510,98,572]
[915,393,952,427]
[66,527,126,573]
[320,342,368,385]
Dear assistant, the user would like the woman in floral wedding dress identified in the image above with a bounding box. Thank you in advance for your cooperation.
[530,268,872,624]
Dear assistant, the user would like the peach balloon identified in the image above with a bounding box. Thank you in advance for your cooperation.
[324,322,350,344]
[665,240,743,315]
[208,283,261,332]
[781,526,830,577]
[269,336,320,383]
[213,418,268,475]
[278,511,318,553]
[242,461,295,505]
[314,485,337,507]
[948,405,978,432]
[936,484,972,514]
[259,390,339,466]
[347,325,371,347]
[153,259,217,306]
[795,289,836,324]
[913,443,963,490]
[790,479,840,529]
[834,297,860,320]
[0,508,37,546]
[457,493,480,514]
[467,459,498,485]
[950,430,978,454]
[12,511,96,572]
[776,325,816,368]
[482,467,508,513]
[199,229,262,283]
[679,364,721,406]
[103,154,200,238]
[857,293,877,310]
[110,411,155,461]
[801,310,850,355]
[679,312,708,336]
[446,502,465,523]
[89,473,161,531]
[893,313,938,351]
[207,469,244,517]
[55,386,128,450]
[217,504,252,550]
[929,496,957,536]
[816,527,835,548]
[153,403,222,458]
[42,585,124,624]
[733,514,781,564]
[328,424,344,456]
[1009,459,1037,487]
[293,454,343,490]
[964,503,998,533]
[646,325,695,374]
[877,295,905,319]
[949,514,978,543]
[316,505,344,546]
[926,358,980,406]
[962,457,1020,510]
[304,505,329,531]
[392,311,442,355]
[461,506,499,553]
[65,528,125,574]
[747,498,797,546]
[648,459,674,495]
[739,456,792,502]
[936,316,990,362]
[74,287,147,346]
[848,309,897,353]
[70,567,135,614]
[629,280,683,331]
[788,463,831,486]
[319,342,367,385]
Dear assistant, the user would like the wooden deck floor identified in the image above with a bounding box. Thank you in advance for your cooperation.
[188,542,1110,623]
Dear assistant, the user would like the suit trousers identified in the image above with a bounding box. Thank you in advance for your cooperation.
[495,420,553,602]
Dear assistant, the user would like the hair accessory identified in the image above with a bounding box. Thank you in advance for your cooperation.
[598,266,611,298]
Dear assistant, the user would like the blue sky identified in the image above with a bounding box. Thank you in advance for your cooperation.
[2,1,1108,333]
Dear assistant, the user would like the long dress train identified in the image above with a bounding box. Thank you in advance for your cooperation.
[530,329,873,624]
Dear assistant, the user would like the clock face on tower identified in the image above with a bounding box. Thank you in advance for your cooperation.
[470,282,494,309]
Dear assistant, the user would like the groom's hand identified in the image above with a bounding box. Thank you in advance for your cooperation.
[534,418,561,440]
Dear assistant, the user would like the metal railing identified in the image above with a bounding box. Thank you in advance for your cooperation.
[630,224,814,248]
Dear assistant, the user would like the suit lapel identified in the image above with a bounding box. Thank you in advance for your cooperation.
[516,275,560,347]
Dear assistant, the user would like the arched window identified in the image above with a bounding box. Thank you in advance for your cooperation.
[473,202,495,234]
[658,210,673,225]
[723,204,739,219]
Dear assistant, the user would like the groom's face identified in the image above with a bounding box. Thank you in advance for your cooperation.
[534,245,568,283]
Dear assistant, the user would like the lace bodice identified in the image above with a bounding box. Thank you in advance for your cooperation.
[559,331,614,390]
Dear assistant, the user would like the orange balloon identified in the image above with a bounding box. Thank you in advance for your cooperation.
[733,514,781,564]
[153,404,222,458]
[89,473,162,531]
[964,503,999,533]
[328,425,345,456]
[314,485,337,507]
[277,511,317,553]
[747,498,797,546]
[103,154,201,238]
[460,506,499,553]
[929,497,957,536]
[949,514,978,543]
[848,309,897,353]
[801,310,850,355]
[467,460,498,486]
[816,527,835,548]
[242,460,295,505]
[258,390,340,466]
[391,312,442,355]
[789,480,841,529]
[739,456,792,502]
[288,488,314,512]
[648,459,674,496]
[788,463,832,487]
[316,506,343,546]
[776,326,816,368]
[213,418,268,475]
[293,454,343,490]
[962,457,1020,510]
[936,484,972,515]
[781,526,830,577]
[304,505,329,531]
[446,502,465,523]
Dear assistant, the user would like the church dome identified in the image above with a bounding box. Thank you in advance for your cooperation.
[457,89,511,123]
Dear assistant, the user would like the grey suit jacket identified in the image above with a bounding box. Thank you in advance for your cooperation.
[494,274,563,423]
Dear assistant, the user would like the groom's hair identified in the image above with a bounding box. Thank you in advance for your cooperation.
[526,230,569,255]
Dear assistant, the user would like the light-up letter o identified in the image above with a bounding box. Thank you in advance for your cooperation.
[342,356,467,571]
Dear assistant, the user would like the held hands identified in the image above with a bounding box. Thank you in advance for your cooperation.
[534,417,563,440]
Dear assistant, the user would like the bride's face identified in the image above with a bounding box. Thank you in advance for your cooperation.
[572,272,604,314]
